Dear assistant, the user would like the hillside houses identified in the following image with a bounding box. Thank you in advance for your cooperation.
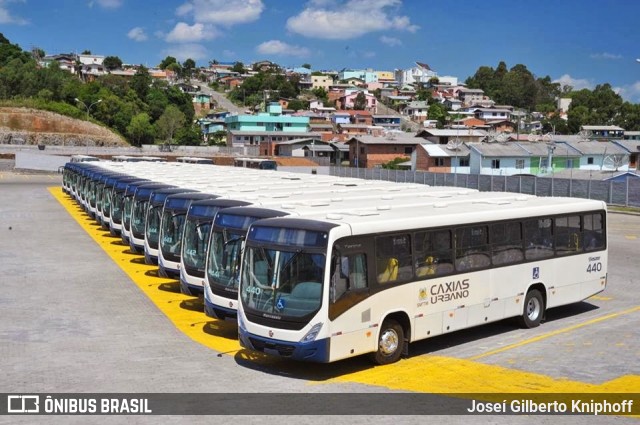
[413,139,637,176]
[36,50,640,175]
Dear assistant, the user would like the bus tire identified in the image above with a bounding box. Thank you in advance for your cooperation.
[518,289,544,328]
[370,319,404,365]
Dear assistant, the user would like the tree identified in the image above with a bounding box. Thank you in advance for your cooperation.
[81,50,91,55]
[301,63,311,69]
[415,84,431,102]
[156,105,185,143]
[231,61,245,74]
[145,88,169,121]
[103,56,123,71]
[182,58,196,79]
[208,130,227,146]
[311,87,328,104]
[126,113,155,146]
[427,103,448,128]
[130,65,152,100]
[381,157,410,169]
[158,56,178,70]
[353,92,367,110]
[287,99,308,111]
[174,124,202,146]
[165,62,182,78]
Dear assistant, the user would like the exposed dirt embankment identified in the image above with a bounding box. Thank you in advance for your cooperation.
[0,107,128,147]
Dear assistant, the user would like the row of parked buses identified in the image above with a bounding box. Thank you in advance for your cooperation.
[62,159,609,364]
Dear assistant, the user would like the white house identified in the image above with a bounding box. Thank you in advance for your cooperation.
[558,140,630,171]
[78,54,107,79]
[402,101,430,121]
[394,62,438,86]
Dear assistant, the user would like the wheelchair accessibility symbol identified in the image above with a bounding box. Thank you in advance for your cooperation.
[532,267,539,280]
[276,297,285,311]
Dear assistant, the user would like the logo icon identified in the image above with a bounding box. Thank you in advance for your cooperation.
[7,395,40,413]
[532,267,539,279]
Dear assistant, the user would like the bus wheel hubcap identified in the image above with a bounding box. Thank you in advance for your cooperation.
[527,298,540,321]
[380,329,399,355]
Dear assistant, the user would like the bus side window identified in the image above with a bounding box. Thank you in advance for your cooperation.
[583,212,605,251]
[455,225,491,271]
[331,252,367,302]
[491,221,524,265]
[414,230,454,277]
[555,215,582,255]
[524,218,554,260]
[375,234,411,283]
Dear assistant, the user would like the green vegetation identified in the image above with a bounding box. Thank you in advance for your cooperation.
[381,157,410,169]
[609,205,640,214]
[465,61,640,132]
[0,34,202,147]
[226,71,300,110]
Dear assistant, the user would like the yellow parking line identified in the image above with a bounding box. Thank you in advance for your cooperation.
[49,187,244,356]
[468,306,640,361]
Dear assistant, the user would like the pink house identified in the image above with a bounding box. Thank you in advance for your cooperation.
[338,91,377,113]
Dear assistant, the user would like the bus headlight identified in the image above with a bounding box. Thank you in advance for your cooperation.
[300,322,323,343]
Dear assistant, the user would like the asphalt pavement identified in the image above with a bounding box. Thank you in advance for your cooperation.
[1,172,637,424]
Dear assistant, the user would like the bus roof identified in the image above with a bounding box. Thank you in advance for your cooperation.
[250,194,607,237]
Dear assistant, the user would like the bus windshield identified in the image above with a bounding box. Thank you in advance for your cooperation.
[183,220,212,270]
[207,229,244,288]
[131,200,149,236]
[160,212,187,257]
[146,205,163,248]
[240,245,325,318]
[207,213,264,291]
[240,225,328,319]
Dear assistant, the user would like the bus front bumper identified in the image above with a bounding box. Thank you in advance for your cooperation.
[238,328,330,363]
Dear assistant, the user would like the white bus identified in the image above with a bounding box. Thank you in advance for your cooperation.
[204,187,482,320]
[234,157,278,170]
[70,155,100,163]
[176,156,215,165]
[237,194,608,364]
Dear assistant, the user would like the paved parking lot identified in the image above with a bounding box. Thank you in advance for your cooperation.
[1,172,638,424]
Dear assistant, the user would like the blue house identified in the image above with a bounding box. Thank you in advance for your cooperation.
[225,103,310,133]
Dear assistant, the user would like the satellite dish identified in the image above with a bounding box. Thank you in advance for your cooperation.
[603,154,629,171]
[495,132,508,143]
[578,129,592,141]
[485,129,497,143]
[446,138,463,151]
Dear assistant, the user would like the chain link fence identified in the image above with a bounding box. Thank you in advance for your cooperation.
[330,167,640,208]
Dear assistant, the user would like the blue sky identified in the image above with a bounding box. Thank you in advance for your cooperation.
[2,0,640,102]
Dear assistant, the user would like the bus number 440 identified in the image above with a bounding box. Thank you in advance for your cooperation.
[586,262,602,273]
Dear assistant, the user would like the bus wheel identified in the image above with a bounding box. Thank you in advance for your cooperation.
[370,319,404,365]
[518,289,544,328]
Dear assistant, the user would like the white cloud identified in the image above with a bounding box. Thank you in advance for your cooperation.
[161,43,209,62]
[91,0,123,8]
[553,74,593,90]
[256,40,310,57]
[0,0,28,25]
[286,0,419,40]
[127,27,148,42]
[177,0,264,26]
[590,52,623,60]
[615,81,640,102]
[380,35,401,47]
[165,22,219,43]
[222,49,236,57]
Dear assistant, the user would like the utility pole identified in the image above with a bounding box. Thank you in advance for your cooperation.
[74,98,102,154]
